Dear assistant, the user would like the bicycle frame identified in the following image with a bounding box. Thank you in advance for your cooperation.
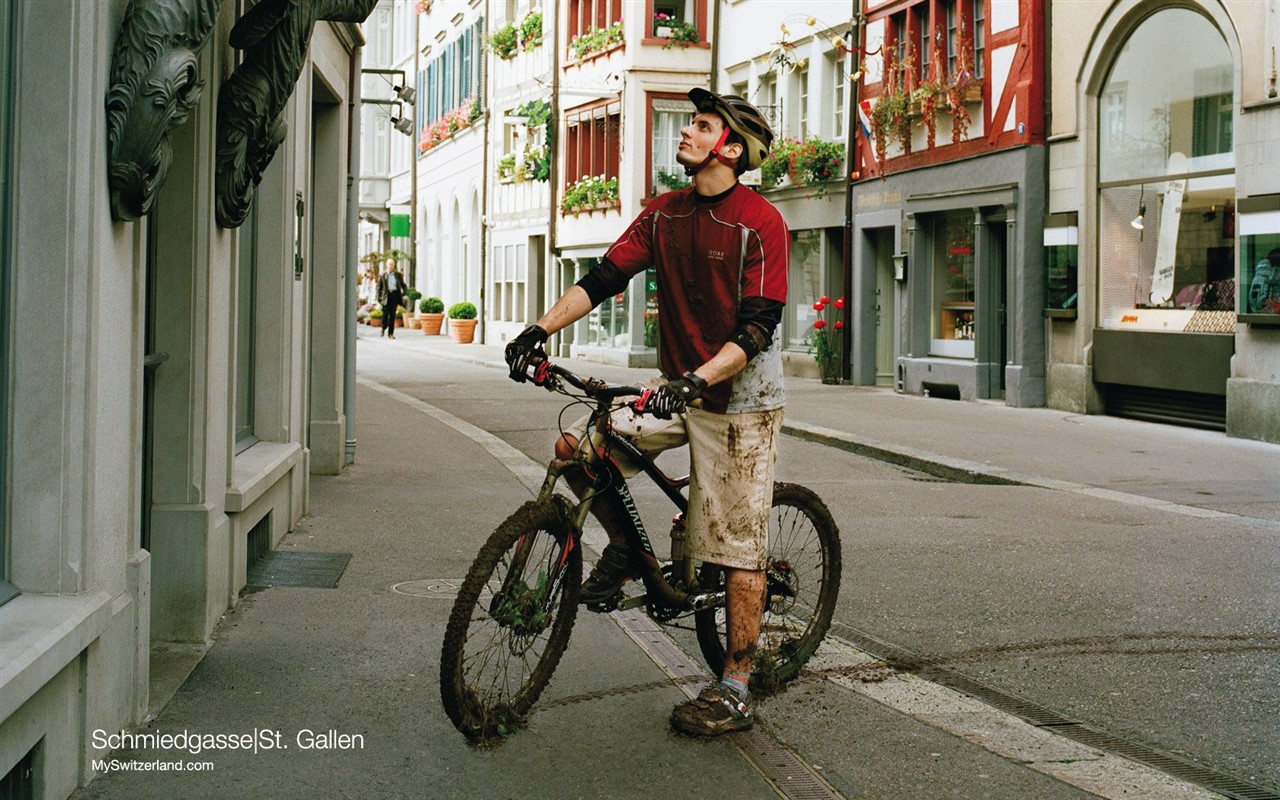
[533,394,723,615]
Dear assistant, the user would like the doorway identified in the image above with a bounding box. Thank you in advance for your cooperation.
[873,228,897,386]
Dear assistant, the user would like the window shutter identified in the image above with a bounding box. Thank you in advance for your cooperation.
[416,68,425,132]
[461,28,473,101]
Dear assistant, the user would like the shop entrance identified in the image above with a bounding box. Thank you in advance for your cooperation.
[872,228,896,386]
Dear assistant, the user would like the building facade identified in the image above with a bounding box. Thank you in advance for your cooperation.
[1045,0,1280,441]
[850,0,1047,405]
[388,0,1279,443]
[0,1,368,796]
[413,1,488,328]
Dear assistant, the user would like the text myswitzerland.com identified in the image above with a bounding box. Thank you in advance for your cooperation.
[91,728,365,756]
[92,759,214,773]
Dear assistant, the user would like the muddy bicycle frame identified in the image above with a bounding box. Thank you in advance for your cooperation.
[528,361,725,615]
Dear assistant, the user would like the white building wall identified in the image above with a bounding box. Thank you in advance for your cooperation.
[0,1,362,795]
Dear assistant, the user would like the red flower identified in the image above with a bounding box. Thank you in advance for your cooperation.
[813,319,827,330]
[820,295,831,304]
[813,302,825,311]
[834,320,844,330]
[834,297,845,310]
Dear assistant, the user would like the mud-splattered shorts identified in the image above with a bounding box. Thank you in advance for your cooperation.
[565,384,783,571]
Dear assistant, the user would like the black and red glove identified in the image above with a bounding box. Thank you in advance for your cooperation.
[637,372,707,419]
[505,324,548,383]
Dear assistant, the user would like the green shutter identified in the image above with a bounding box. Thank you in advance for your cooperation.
[390,214,411,238]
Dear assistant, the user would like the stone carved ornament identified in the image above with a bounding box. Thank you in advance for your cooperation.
[105,0,225,222]
[215,0,377,228]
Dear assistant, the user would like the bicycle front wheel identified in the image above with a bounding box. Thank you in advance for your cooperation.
[440,496,581,740]
[694,482,841,697]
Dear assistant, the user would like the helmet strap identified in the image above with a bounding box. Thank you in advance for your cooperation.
[683,126,737,177]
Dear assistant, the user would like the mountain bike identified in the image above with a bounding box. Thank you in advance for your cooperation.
[439,359,841,741]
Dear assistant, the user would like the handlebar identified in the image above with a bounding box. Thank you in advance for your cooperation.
[526,355,644,402]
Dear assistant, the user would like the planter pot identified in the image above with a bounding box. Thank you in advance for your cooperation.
[449,318,478,344]
[420,313,444,335]
[654,25,672,38]
[405,316,422,330]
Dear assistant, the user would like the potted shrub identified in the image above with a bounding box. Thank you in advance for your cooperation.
[447,301,478,343]
[368,307,383,327]
[419,296,445,335]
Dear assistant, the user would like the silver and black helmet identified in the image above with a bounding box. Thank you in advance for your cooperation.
[688,88,775,170]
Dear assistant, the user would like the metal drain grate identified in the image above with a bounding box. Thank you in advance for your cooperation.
[246,551,350,589]
[830,620,1280,800]
[1038,724,1280,800]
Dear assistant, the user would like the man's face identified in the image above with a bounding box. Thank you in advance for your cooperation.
[677,111,740,168]
[385,259,394,272]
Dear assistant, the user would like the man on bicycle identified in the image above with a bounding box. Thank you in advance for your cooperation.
[504,88,787,737]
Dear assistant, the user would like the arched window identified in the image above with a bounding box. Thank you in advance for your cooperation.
[1097,8,1235,328]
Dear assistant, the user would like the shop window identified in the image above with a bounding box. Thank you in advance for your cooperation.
[931,211,975,358]
[649,95,693,196]
[1239,196,1280,321]
[575,257,631,347]
[1097,8,1235,333]
[786,230,825,349]
[1043,213,1078,316]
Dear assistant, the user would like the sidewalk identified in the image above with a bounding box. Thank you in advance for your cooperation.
[73,336,1121,800]
[379,325,1280,525]
[71,326,1279,800]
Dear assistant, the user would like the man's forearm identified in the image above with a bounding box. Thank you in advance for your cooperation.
[692,342,749,388]
[535,285,594,336]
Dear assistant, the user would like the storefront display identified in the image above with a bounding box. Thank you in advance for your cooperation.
[932,211,975,358]
[1044,213,1078,315]
[1239,196,1280,321]
[1096,8,1235,336]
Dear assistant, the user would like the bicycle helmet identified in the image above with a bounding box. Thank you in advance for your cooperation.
[687,88,775,173]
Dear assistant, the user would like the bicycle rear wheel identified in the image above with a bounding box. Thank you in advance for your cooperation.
[694,482,841,697]
[440,496,581,740]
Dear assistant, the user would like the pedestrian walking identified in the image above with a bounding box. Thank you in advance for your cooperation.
[505,87,786,737]
[377,258,407,339]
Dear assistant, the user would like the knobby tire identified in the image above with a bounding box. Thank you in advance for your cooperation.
[439,496,581,741]
[694,482,841,697]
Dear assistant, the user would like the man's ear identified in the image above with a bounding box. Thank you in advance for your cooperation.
[721,139,744,165]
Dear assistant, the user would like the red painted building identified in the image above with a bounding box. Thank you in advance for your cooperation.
[847,0,1048,406]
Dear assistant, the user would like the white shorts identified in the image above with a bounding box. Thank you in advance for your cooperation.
[565,386,783,571]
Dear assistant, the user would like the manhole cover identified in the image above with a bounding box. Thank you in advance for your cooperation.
[391,579,471,598]
[246,551,350,589]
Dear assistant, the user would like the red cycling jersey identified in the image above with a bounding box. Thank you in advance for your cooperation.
[603,183,789,413]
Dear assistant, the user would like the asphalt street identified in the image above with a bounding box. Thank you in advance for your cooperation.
[74,326,1280,800]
